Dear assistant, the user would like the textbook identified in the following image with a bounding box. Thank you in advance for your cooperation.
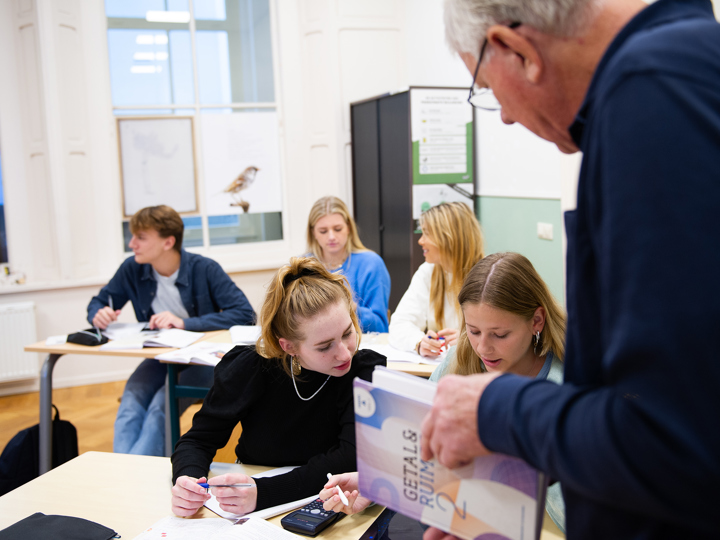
[353,367,546,540]
[155,341,235,366]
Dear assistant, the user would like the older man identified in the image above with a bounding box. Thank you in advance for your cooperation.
[421,1,720,538]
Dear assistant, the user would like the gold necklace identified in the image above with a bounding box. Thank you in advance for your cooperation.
[324,254,348,271]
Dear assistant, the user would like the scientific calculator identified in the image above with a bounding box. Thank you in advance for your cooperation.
[281,498,344,537]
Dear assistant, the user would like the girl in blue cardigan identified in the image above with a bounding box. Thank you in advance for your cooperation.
[306,196,390,332]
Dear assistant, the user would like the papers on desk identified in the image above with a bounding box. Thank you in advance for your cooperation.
[204,463,317,521]
[133,516,299,540]
[229,325,261,345]
[45,334,68,345]
[155,341,235,366]
[102,322,150,340]
[100,328,205,351]
[359,342,446,365]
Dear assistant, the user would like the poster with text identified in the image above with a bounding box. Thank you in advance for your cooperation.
[410,88,474,185]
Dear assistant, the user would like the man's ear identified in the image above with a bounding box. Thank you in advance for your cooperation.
[278,337,296,356]
[486,25,544,84]
[162,235,176,252]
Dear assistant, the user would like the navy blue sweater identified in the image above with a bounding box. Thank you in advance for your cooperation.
[477,1,720,538]
[87,250,256,331]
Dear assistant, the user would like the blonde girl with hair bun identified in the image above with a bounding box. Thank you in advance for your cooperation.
[306,196,391,332]
[171,257,386,518]
[389,202,484,357]
[429,251,567,532]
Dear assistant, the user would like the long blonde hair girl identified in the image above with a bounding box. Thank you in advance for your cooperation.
[450,252,566,376]
[419,202,484,329]
[306,196,368,260]
[258,257,361,377]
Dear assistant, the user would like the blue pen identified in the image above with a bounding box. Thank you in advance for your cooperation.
[197,482,255,489]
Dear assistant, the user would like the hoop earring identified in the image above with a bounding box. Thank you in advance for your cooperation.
[291,355,302,376]
[533,331,540,356]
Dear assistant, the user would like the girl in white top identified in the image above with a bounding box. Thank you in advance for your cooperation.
[388,202,484,358]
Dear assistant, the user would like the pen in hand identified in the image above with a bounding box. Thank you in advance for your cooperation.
[197,482,255,489]
[326,473,349,506]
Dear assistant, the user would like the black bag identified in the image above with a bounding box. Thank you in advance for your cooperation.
[67,328,108,346]
[0,513,117,540]
[0,405,78,496]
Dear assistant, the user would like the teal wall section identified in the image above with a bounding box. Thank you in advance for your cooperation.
[477,196,565,305]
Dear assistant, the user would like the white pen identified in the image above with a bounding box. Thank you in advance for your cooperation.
[327,473,349,506]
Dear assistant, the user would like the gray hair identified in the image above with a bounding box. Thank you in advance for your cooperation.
[444,0,598,54]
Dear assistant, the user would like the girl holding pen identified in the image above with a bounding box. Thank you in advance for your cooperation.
[323,252,567,532]
[388,202,484,358]
[170,257,385,516]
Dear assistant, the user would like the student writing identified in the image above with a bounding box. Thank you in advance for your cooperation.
[388,202,483,357]
[170,257,386,515]
[87,205,255,456]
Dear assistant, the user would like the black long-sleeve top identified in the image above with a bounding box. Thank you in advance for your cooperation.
[171,345,385,510]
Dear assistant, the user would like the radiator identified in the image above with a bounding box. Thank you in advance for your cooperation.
[0,301,38,382]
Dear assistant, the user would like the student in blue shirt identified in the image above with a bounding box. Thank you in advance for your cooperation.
[87,205,255,457]
[306,196,391,333]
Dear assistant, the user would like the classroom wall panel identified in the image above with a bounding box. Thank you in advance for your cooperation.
[303,31,333,138]
[18,24,45,144]
[302,0,327,23]
[338,28,403,132]
[309,145,333,202]
[57,24,86,143]
[14,3,61,283]
[478,196,565,305]
[338,0,398,19]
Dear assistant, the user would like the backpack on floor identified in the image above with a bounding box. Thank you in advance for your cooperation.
[0,404,78,496]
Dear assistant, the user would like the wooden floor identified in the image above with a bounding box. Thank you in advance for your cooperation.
[0,381,239,462]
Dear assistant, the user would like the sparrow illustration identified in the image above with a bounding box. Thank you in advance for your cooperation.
[223,166,259,213]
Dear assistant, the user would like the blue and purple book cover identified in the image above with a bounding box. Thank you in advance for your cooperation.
[353,376,544,540]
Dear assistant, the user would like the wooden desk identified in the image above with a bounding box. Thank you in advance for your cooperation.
[24,331,433,474]
[0,451,382,539]
[0,451,564,539]
[24,331,225,474]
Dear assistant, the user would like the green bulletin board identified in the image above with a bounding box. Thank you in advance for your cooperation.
[410,88,475,221]
[410,88,474,185]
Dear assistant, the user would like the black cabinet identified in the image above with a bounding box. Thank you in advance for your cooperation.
[350,88,474,312]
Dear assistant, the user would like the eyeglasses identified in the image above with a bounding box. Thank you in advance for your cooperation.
[467,22,521,111]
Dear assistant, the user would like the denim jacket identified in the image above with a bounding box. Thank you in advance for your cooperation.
[87,250,256,331]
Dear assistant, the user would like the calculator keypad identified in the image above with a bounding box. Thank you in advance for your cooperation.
[298,498,333,518]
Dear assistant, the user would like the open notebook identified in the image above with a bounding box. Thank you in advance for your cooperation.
[155,342,235,366]
[100,328,204,350]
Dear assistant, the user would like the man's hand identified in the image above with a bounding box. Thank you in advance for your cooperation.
[149,311,185,329]
[424,527,463,540]
[92,306,121,330]
[420,373,501,468]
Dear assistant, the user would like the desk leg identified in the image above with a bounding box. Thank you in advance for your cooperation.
[39,353,62,475]
[166,364,180,457]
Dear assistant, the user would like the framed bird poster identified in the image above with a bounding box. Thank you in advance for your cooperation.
[117,116,198,217]
[200,112,283,216]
